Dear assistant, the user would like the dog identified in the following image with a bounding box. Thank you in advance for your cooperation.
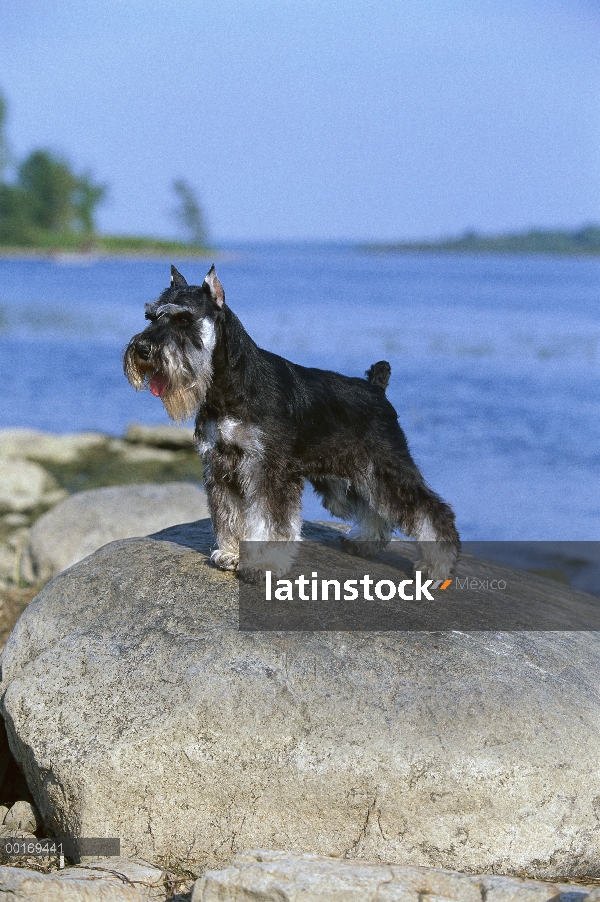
[124,265,460,579]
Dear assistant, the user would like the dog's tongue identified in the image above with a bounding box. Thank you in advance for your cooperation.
[149,371,169,398]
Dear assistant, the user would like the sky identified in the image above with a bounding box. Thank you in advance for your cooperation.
[0,0,599,243]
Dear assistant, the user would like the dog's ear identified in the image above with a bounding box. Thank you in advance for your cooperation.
[170,265,188,289]
[203,264,225,309]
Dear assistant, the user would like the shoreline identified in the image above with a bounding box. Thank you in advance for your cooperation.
[0,247,219,263]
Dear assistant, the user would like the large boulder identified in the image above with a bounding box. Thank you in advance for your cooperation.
[22,482,209,581]
[1,521,600,878]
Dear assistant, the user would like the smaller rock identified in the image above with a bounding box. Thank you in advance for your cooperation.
[192,852,599,902]
[0,826,37,839]
[7,529,30,551]
[23,482,210,581]
[125,422,196,450]
[1,514,28,527]
[0,546,15,581]
[108,440,176,463]
[0,866,144,900]
[0,807,8,824]
[3,800,41,834]
[61,858,166,898]
[0,459,66,514]
[0,430,108,465]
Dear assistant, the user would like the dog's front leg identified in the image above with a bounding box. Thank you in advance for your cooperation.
[238,467,304,579]
[202,456,243,571]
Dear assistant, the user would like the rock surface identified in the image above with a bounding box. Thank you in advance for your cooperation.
[2,521,600,877]
[2,799,41,833]
[194,851,600,902]
[0,459,66,513]
[124,423,196,450]
[22,482,209,581]
[0,867,148,902]
[1,853,596,902]
[107,440,177,463]
[0,430,108,465]
[0,857,170,900]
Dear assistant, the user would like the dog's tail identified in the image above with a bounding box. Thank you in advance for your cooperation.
[365,360,391,392]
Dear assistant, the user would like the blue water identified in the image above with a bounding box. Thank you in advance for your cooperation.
[0,244,599,540]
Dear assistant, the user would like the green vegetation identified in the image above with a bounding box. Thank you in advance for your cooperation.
[0,128,107,249]
[43,444,203,495]
[0,89,210,255]
[362,226,600,257]
[94,234,211,257]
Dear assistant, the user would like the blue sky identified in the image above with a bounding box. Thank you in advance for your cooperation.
[1,0,598,242]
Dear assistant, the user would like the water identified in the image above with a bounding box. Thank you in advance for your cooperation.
[0,244,598,540]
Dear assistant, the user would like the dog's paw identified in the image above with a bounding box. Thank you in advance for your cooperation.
[211,549,239,571]
[413,556,456,581]
[238,566,264,585]
[413,559,440,580]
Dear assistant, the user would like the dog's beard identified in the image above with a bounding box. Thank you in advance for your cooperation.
[123,344,150,390]
[124,339,213,423]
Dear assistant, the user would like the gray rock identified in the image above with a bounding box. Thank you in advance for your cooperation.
[22,482,209,582]
[60,858,166,899]
[0,459,66,513]
[0,826,36,840]
[125,422,196,450]
[0,430,108,465]
[0,722,8,790]
[0,866,145,900]
[3,800,41,833]
[2,521,600,878]
[107,440,176,463]
[0,546,15,582]
[1,514,28,527]
[193,851,599,902]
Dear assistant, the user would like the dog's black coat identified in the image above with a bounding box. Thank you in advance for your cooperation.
[124,266,460,576]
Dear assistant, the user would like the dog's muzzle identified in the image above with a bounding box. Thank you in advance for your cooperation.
[134,339,153,361]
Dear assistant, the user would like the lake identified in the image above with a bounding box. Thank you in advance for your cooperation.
[0,244,598,540]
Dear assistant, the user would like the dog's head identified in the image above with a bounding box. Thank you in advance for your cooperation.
[123,264,225,422]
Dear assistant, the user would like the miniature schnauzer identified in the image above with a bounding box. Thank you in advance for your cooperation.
[124,265,460,578]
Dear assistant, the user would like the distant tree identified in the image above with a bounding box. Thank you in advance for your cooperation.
[172,179,208,247]
[16,150,105,237]
[73,171,107,237]
[18,150,78,232]
[0,183,31,244]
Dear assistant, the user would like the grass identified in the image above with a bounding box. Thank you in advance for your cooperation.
[97,235,212,257]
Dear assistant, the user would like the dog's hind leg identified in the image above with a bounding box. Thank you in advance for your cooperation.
[310,476,393,556]
[375,464,460,579]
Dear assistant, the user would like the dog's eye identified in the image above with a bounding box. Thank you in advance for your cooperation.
[173,310,193,327]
